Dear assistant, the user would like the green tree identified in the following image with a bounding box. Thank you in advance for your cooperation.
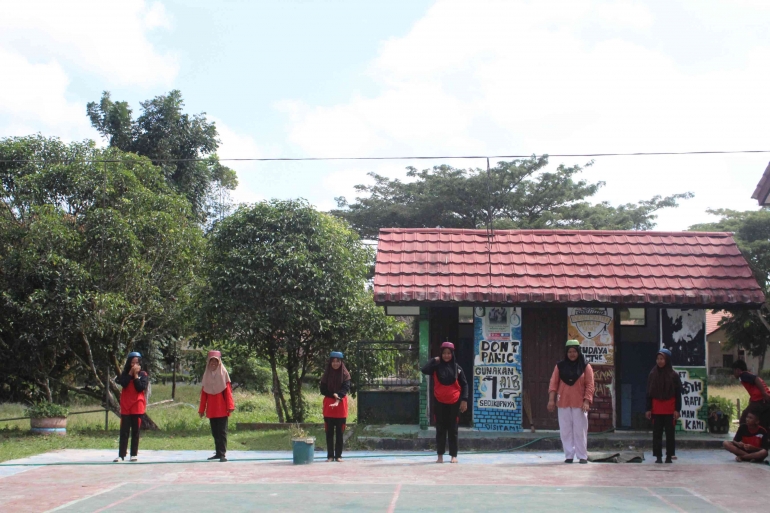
[333,157,692,238]
[691,209,770,371]
[87,90,238,223]
[0,135,205,419]
[200,199,403,422]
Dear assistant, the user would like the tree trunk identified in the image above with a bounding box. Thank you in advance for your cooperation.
[286,363,305,423]
[267,351,285,423]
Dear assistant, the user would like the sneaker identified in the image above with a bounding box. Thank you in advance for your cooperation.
[113,457,123,463]
[207,455,220,461]
[564,459,573,464]
[665,457,673,464]
[219,457,227,462]
[578,459,588,464]
[130,456,138,462]
[655,457,663,464]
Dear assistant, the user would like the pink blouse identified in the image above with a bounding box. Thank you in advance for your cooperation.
[548,364,595,409]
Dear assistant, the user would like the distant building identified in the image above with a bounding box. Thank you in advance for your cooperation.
[706,310,766,374]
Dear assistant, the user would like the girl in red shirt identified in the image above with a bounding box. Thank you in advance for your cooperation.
[198,351,235,462]
[645,348,682,464]
[320,351,351,462]
[421,342,468,464]
[114,351,149,462]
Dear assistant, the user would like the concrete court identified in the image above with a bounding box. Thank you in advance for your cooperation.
[0,450,768,512]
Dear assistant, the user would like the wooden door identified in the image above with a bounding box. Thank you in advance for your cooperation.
[522,307,568,430]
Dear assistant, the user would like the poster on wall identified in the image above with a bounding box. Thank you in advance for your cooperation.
[567,307,614,365]
[473,307,523,432]
[674,367,708,432]
[660,309,706,367]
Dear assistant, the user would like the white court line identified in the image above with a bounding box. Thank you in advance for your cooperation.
[644,487,688,513]
[685,488,731,513]
[45,482,128,513]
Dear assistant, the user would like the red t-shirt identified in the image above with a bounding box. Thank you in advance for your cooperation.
[652,397,676,415]
[434,374,461,404]
[119,373,147,415]
[734,424,769,450]
[739,372,770,402]
[198,382,235,419]
[322,395,348,418]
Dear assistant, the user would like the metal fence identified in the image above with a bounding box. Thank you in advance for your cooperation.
[355,340,420,390]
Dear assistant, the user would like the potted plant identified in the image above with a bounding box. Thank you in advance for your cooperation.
[707,396,734,434]
[290,423,315,465]
[27,402,69,435]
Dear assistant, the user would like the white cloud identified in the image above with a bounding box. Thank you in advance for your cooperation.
[214,120,266,205]
[0,0,177,87]
[281,0,770,230]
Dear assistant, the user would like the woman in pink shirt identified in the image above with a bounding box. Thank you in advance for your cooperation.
[548,340,595,464]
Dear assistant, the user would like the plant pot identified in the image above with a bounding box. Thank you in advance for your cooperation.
[30,416,67,435]
[291,437,315,465]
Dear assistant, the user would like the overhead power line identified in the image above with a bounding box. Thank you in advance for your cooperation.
[1,149,769,165]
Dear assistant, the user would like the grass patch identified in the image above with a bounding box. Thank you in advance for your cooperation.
[0,384,358,462]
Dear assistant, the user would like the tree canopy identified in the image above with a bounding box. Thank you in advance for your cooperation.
[333,157,693,239]
[0,135,205,412]
[690,208,770,370]
[87,90,238,223]
[200,199,403,422]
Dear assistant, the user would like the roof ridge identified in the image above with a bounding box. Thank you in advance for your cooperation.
[378,228,734,237]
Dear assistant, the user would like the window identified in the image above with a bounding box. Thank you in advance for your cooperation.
[723,355,734,368]
[619,307,646,326]
[459,307,474,324]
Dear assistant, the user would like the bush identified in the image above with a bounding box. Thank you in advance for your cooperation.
[712,367,733,377]
[708,374,735,387]
[26,402,69,418]
[760,369,770,381]
[708,395,736,420]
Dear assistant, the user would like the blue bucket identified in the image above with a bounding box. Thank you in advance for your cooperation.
[292,438,315,464]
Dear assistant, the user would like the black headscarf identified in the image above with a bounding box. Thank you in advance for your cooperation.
[320,358,351,394]
[435,347,459,385]
[557,346,586,386]
[121,354,142,377]
[647,351,679,400]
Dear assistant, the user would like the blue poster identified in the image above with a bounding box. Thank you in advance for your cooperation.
[472,307,523,432]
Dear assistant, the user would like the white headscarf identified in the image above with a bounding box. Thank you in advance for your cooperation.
[201,351,230,395]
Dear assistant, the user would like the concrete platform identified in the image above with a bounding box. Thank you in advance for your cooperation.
[0,449,767,512]
[357,425,731,451]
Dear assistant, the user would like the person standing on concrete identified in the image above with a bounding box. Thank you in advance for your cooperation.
[548,340,595,464]
[320,351,351,462]
[198,350,235,462]
[114,351,149,463]
[421,341,468,463]
[645,348,682,464]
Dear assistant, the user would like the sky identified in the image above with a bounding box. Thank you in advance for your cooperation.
[1,0,769,231]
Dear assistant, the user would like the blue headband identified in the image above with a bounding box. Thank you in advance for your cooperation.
[330,351,344,359]
[127,352,142,359]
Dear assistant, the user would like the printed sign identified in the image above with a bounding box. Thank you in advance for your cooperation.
[567,307,614,365]
[473,307,523,431]
[675,367,708,432]
[661,309,706,367]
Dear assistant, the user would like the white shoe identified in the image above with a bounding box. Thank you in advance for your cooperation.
[113,457,123,463]
[130,456,138,462]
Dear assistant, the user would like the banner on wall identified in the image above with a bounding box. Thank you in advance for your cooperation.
[674,367,708,432]
[567,307,614,365]
[660,309,706,367]
[473,307,523,431]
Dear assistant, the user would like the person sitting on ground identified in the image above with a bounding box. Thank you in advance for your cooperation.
[421,342,468,464]
[722,411,769,463]
[731,360,770,429]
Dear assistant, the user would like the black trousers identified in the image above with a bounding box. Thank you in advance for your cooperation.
[324,417,346,459]
[119,414,142,458]
[209,417,228,456]
[434,400,460,457]
[652,414,676,458]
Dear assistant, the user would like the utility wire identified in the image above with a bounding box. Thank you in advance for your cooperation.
[1,149,770,165]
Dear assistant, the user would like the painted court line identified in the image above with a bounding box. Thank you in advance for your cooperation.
[684,488,731,513]
[644,487,688,513]
[45,483,128,513]
[387,483,402,513]
[91,483,165,513]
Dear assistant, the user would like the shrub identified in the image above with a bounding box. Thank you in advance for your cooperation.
[708,375,735,387]
[26,402,69,418]
[708,395,736,420]
[712,367,733,377]
[760,369,770,381]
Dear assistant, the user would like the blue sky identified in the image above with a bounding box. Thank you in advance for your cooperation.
[2,0,769,230]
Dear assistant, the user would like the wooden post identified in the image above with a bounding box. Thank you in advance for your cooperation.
[104,365,109,431]
[172,354,177,401]
[737,398,741,420]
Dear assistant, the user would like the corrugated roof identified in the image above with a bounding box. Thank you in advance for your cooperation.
[373,228,765,307]
[706,310,732,335]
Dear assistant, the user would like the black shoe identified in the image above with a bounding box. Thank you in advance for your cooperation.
[578,459,588,464]
[655,457,663,464]
[564,459,573,463]
[207,455,220,461]
[665,457,673,464]
[219,456,228,462]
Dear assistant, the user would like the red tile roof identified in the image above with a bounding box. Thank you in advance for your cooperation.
[706,310,732,335]
[373,228,765,307]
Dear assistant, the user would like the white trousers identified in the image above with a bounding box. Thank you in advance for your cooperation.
[558,407,588,460]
